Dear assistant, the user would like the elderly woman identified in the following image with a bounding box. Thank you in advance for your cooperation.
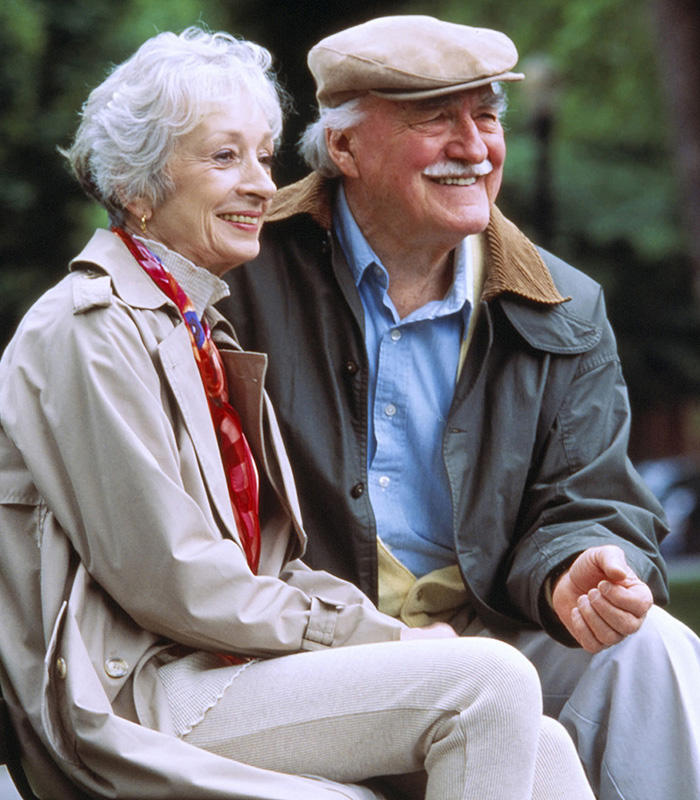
[0,27,594,800]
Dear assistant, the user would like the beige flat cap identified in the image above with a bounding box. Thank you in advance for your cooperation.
[308,15,524,108]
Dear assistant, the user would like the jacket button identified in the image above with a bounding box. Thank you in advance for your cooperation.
[343,360,359,375]
[104,658,129,679]
[350,482,365,499]
[56,657,67,679]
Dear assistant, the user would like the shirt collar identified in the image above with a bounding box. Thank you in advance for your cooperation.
[266,173,567,306]
[334,184,384,288]
[135,236,230,318]
[333,184,473,319]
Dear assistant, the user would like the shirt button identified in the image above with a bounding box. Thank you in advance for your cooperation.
[373,265,383,278]
[384,403,397,417]
[378,475,391,489]
[56,657,67,679]
[390,329,402,342]
[104,657,129,679]
[350,482,365,499]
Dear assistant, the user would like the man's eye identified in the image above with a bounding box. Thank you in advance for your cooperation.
[410,114,446,129]
[259,152,275,170]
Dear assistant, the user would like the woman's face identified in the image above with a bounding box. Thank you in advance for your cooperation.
[143,93,277,275]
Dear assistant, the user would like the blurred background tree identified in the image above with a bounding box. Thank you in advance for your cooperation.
[2,0,700,458]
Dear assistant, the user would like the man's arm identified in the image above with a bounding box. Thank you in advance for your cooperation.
[504,288,668,643]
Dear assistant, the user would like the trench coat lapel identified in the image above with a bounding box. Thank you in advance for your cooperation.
[157,324,239,538]
[157,329,305,550]
[219,347,306,543]
[219,348,267,467]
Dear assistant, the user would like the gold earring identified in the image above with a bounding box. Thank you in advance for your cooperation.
[140,212,147,234]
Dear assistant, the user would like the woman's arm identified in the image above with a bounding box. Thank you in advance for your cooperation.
[2,276,402,657]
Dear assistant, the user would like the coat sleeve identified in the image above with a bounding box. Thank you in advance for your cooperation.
[2,277,402,657]
[503,307,669,643]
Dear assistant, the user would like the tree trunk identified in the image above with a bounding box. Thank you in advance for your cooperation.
[649,0,700,299]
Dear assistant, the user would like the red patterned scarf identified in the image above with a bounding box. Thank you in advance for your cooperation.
[113,227,261,573]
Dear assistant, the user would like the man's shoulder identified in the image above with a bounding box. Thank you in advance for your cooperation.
[536,246,602,306]
[496,239,608,356]
[265,173,335,230]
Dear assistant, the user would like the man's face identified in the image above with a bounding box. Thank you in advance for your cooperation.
[333,87,506,255]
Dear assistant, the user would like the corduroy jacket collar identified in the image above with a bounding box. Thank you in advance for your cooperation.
[267,172,567,306]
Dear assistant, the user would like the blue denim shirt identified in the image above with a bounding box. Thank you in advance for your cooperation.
[334,186,473,576]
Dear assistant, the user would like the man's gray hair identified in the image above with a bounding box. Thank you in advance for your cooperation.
[298,83,508,178]
[298,98,367,177]
[63,26,285,226]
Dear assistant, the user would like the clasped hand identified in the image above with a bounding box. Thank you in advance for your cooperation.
[552,545,653,653]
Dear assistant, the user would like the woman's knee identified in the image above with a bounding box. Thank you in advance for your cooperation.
[472,638,542,716]
[538,715,580,760]
[427,637,542,720]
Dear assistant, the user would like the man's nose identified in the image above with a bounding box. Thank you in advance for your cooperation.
[444,116,489,163]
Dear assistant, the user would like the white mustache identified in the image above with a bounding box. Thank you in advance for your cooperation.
[422,159,493,179]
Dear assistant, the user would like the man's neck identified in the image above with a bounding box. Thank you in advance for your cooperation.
[344,190,459,319]
[382,251,455,319]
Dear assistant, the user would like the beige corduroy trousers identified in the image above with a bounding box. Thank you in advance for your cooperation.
[180,637,593,800]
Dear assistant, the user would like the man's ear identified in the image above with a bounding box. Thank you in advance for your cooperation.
[326,128,360,179]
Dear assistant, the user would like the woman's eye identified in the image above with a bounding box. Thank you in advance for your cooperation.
[259,152,275,170]
[214,149,237,163]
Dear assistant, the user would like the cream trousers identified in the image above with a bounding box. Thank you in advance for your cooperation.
[180,637,593,800]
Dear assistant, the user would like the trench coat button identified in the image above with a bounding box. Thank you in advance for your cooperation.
[350,482,365,499]
[104,657,129,679]
[343,360,359,375]
[56,657,67,679]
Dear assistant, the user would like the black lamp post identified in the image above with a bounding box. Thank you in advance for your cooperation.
[521,55,560,250]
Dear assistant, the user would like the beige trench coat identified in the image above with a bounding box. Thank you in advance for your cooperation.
[0,229,403,799]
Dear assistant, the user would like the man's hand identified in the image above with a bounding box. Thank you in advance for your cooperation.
[551,545,653,653]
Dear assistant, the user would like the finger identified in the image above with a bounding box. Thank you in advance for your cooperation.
[587,587,647,636]
[569,607,607,654]
[576,594,625,648]
[598,580,653,617]
[593,545,631,582]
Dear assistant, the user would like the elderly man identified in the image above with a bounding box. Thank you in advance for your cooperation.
[223,15,700,800]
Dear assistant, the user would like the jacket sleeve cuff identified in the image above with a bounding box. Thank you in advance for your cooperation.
[301,596,340,650]
[300,595,405,650]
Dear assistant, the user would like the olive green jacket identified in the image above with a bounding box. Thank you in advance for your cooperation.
[223,174,669,643]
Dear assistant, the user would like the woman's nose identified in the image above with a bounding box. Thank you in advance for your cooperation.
[239,159,276,201]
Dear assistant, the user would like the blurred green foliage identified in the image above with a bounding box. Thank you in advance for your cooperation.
[668,573,700,635]
[0,0,228,347]
[1,0,699,415]
[441,0,700,409]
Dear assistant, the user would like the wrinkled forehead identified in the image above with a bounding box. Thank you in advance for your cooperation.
[396,83,503,114]
[357,83,504,128]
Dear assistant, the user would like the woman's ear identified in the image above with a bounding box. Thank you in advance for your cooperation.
[123,199,152,234]
[124,201,151,222]
[326,128,360,179]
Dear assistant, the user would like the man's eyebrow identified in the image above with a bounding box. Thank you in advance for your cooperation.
[408,97,454,114]
[406,88,501,115]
